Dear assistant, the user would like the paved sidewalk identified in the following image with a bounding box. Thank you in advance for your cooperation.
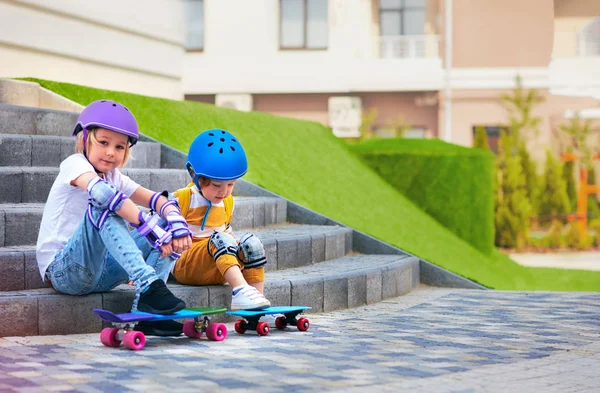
[510,251,600,271]
[0,287,599,393]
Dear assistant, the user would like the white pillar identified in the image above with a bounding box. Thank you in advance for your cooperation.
[443,0,453,143]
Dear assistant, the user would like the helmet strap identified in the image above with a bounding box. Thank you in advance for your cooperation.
[193,175,202,193]
[82,128,89,156]
[81,127,103,175]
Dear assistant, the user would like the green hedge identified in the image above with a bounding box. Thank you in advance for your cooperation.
[350,138,495,254]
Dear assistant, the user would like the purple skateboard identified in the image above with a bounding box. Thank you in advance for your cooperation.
[93,307,228,350]
[228,306,311,336]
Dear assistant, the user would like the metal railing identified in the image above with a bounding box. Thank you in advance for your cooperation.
[374,35,440,59]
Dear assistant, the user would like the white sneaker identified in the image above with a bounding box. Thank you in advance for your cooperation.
[259,314,283,326]
[231,285,271,311]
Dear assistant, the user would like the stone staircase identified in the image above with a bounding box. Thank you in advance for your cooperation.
[0,80,482,337]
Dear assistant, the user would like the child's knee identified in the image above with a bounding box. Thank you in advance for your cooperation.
[237,233,267,269]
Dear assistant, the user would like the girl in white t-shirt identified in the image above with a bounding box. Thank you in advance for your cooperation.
[36,100,192,336]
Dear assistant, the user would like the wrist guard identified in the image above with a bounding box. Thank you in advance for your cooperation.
[166,210,192,239]
[131,211,172,250]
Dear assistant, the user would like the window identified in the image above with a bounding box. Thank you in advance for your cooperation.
[404,127,426,138]
[185,0,204,51]
[280,0,328,49]
[379,0,426,36]
[472,126,508,154]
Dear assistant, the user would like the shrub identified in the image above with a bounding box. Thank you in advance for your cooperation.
[540,220,564,249]
[350,138,495,254]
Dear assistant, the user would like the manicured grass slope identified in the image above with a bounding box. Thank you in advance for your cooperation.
[28,78,600,291]
[350,138,495,254]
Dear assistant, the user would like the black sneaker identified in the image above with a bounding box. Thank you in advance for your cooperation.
[138,280,186,315]
[134,320,183,336]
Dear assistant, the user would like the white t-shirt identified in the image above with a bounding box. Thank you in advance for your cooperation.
[36,154,141,280]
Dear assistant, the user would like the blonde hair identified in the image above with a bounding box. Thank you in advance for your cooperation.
[75,128,131,167]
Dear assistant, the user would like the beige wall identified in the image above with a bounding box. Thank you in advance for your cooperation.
[449,88,598,162]
[451,0,554,68]
[0,0,184,99]
[250,92,438,136]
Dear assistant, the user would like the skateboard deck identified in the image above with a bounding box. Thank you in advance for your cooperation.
[93,307,228,350]
[228,306,311,336]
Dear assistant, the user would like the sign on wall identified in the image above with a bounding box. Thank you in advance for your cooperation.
[328,96,362,137]
[216,94,253,112]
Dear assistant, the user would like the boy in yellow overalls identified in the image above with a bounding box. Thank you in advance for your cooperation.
[171,129,271,311]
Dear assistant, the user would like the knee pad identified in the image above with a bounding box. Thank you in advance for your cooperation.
[237,233,267,269]
[86,177,128,228]
[208,231,238,261]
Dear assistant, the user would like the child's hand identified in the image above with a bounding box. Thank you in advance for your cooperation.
[159,243,173,258]
[171,235,192,256]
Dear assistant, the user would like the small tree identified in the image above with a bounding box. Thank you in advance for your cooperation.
[588,166,600,219]
[495,131,531,249]
[559,116,595,168]
[359,107,379,141]
[538,149,570,218]
[473,126,490,150]
[562,147,577,212]
[499,75,545,215]
[500,75,546,142]
[383,114,411,138]
[518,141,540,215]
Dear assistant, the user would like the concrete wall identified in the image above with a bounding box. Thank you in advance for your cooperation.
[451,0,554,68]
[0,0,185,99]
[447,88,597,160]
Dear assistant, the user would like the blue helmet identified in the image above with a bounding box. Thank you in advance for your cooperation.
[186,129,248,188]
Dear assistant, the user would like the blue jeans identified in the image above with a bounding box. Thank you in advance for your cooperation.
[46,206,175,310]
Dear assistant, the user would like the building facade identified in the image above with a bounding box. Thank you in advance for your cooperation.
[0,0,185,99]
[183,0,600,161]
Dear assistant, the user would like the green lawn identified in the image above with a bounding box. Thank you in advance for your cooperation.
[25,78,600,291]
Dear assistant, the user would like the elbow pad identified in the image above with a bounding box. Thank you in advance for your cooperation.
[86,177,128,229]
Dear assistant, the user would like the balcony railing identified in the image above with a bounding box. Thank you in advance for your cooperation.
[553,31,600,58]
[374,35,440,59]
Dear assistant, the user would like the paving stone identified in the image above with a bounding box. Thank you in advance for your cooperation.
[4,290,599,393]
[264,279,291,307]
[290,276,324,312]
[0,134,31,166]
[0,168,23,203]
[38,293,102,335]
[323,273,348,312]
[262,238,277,273]
[24,250,48,290]
[22,167,56,203]
[0,297,37,336]
[0,250,24,291]
[311,233,326,263]
[31,135,61,167]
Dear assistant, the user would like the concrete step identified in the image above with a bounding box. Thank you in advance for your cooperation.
[0,167,192,204]
[0,197,288,247]
[0,134,161,168]
[0,222,350,291]
[0,104,78,137]
[0,79,83,112]
[0,254,418,337]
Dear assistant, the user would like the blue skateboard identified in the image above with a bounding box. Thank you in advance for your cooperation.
[93,307,228,350]
[228,306,311,336]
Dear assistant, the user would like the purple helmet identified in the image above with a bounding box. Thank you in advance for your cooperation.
[72,100,139,147]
